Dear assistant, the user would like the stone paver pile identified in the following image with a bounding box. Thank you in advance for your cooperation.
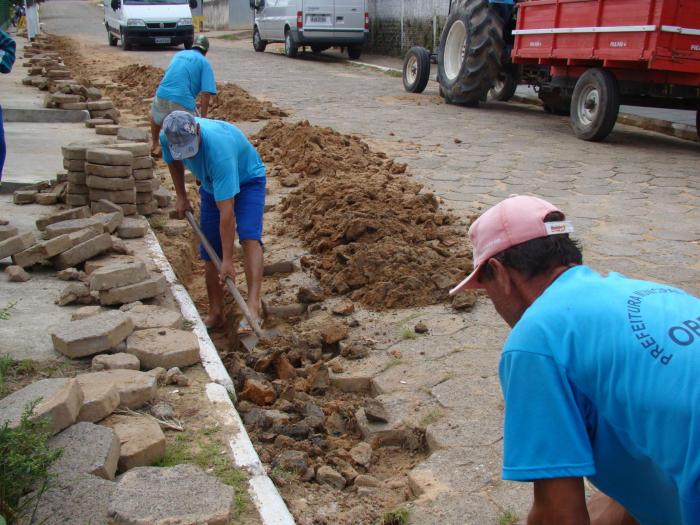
[85,147,137,215]
[107,142,160,215]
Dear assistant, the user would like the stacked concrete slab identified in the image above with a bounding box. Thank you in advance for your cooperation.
[62,143,92,207]
[86,148,137,216]
[108,143,159,216]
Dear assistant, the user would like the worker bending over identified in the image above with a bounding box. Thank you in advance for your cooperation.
[161,111,266,334]
[451,195,700,525]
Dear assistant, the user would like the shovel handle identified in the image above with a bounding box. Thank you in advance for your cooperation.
[184,211,265,340]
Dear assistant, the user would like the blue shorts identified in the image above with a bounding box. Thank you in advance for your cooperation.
[198,177,266,262]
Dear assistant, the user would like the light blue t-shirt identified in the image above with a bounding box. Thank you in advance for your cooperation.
[161,118,265,201]
[155,50,216,110]
[500,266,700,525]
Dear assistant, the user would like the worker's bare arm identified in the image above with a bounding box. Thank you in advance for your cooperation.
[199,92,212,118]
[215,198,236,283]
[527,478,589,525]
[166,160,191,218]
[587,492,639,525]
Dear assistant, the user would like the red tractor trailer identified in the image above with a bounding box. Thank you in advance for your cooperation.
[403,0,700,141]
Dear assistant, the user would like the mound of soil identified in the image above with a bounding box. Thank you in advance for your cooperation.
[209,83,288,122]
[255,121,474,309]
[109,64,164,114]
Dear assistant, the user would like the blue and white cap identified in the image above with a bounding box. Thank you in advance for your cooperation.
[162,111,199,160]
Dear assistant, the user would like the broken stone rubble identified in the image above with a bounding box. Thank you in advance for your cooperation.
[51,310,134,358]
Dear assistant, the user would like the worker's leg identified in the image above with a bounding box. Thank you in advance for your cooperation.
[149,97,166,157]
[234,176,267,323]
[199,187,226,328]
[150,119,162,157]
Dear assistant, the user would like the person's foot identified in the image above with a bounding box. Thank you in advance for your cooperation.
[204,313,225,330]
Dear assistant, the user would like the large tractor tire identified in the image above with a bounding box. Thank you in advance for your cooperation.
[540,93,571,116]
[403,46,431,94]
[571,68,619,141]
[438,0,505,106]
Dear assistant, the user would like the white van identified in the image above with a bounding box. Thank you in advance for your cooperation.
[104,0,197,51]
[250,0,368,60]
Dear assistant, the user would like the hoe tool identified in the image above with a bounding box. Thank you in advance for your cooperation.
[184,211,276,350]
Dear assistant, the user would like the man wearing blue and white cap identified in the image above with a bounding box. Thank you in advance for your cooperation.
[451,195,700,524]
[161,111,266,333]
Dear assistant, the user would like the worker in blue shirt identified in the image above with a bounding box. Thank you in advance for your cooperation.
[150,35,216,157]
[161,111,266,333]
[0,29,16,184]
[451,195,700,525]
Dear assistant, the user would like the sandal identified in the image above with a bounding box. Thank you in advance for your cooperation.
[238,317,263,336]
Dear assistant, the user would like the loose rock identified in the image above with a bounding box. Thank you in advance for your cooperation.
[101,415,165,471]
[316,465,346,489]
[5,265,30,282]
[51,310,134,358]
[49,422,120,480]
[126,328,200,369]
[56,282,93,306]
[75,373,121,423]
[92,353,140,371]
[125,304,183,330]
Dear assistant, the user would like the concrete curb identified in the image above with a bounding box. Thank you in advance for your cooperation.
[143,229,295,525]
[4,107,90,123]
[347,61,699,144]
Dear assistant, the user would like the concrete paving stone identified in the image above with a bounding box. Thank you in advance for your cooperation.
[0,224,19,241]
[107,464,234,524]
[86,162,132,178]
[126,328,200,370]
[68,226,101,246]
[49,422,120,480]
[101,415,166,471]
[55,282,93,306]
[89,189,136,205]
[5,265,31,282]
[53,93,82,105]
[134,191,154,205]
[20,472,115,525]
[117,127,148,142]
[93,353,141,371]
[132,156,153,169]
[51,309,134,358]
[75,372,122,422]
[52,233,113,270]
[132,168,154,181]
[87,175,136,191]
[72,305,105,320]
[88,100,114,111]
[12,234,73,267]
[136,199,158,215]
[60,102,88,110]
[109,142,150,157]
[93,211,124,234]
[66,193,90,206]
[35,193,59,205]
[67,182,89,195]
[87,117,114,128]
[0,378,83,435]
[13,190,37,205]
[99,274,167,306]
[36,206,89,232]
[96,125,119,136]
[134,178,158,193]
[86,148,133,166]
[0,232,36,260]
[85,369,157,409]
[84,254,138,274]
[125,304,183,330]
[116,217,148,239]
[90,260,148,291]
[45,217,103,238]
[153,187,171,208]
[63,158,86,171]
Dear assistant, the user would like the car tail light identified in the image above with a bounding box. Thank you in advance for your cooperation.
[364,12,369,30]
[297,11,303,29]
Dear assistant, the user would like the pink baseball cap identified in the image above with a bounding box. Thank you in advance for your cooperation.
[450,195,573,294]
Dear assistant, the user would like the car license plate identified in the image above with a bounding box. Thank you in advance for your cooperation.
[307,14,330,25]
[155,37,171,44]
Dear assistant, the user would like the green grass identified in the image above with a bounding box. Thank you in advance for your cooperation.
[155,426,249,520]
[378,507,409,525]
[498,510,519,525]
[0,302,17,321]
[400,328,417,340]
[270,466,296,480]
[384,69,403,78]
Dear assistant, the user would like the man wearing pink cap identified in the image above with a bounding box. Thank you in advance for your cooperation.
[451,195,700,525]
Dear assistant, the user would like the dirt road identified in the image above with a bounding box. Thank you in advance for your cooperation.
[38,2,700,524]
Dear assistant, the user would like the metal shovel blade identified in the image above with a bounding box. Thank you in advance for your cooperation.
[240,326,281,352]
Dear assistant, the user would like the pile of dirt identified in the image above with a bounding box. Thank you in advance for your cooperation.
[107,64,164,115]
[254,120,474,309]
[208,83,288,122]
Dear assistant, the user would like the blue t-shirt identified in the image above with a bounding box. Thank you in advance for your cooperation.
[161,118,265,201]
[500,266,700,525]
[155,50,216,110]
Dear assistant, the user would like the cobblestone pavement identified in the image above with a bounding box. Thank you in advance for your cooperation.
[41,2,700,523]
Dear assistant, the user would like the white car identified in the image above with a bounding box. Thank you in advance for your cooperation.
[104,0,197,51]
[250,0,368,59]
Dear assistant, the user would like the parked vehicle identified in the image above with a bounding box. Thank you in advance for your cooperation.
[403,0,700,142]
[250,0,369,60]
[104,0,198,51]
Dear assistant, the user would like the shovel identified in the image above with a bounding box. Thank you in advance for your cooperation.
[184,210,276,350]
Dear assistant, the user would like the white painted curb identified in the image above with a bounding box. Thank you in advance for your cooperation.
[144,229,295,525]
